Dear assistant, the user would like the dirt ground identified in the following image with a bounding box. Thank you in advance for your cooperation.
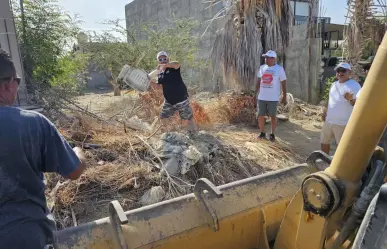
[75,91,330,161]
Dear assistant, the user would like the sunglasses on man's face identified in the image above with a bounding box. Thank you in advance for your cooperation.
[158,58,168,62]
[0,77,21,85]
[13,77,21,85]
[336,68,348,73]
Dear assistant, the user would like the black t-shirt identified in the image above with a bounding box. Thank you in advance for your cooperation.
[157,67,188,105]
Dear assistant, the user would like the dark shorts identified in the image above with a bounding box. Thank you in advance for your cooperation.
[160,99,193,120]
[257,100,278,117]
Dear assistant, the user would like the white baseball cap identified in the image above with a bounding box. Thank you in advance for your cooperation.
[156,51,168,60]
[335,62,351,71]
[262,50,277,58]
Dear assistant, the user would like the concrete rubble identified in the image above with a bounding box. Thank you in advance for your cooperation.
[151,131,215,176]
[139,186,166,206]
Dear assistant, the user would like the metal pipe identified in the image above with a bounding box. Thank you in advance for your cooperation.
[326,32,387,183]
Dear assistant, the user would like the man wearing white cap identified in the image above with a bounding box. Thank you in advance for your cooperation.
[152,51,197,132]
[256,50,287,141]
[321,62,361,154]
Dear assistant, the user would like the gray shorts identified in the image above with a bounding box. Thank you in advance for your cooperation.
[257,100,278,117]
[160,99,193,120]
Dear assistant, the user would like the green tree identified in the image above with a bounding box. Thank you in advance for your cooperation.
[87,19,206,96]
[322,76,336,101]
[12,0,85,94]
[50,53,89,96]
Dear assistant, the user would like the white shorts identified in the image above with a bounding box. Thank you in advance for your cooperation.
[321,122,346,145]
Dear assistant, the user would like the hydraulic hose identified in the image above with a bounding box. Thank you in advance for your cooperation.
[331,159,385,249]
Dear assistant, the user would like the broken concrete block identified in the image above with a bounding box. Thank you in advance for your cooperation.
[183,146,202,162]
[126,116,152,132]
[277,114,289,121]
[164,156,180,176]
[180,159,192,175]
[140,186,166,206]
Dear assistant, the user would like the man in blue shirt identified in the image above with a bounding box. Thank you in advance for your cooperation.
[0,49,87,248]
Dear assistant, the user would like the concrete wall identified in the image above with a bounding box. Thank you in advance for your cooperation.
[286,23,322,103]
[125,0,223,55]
[125,0,224,90]
[0,0,28,106]
[125,0,322,102]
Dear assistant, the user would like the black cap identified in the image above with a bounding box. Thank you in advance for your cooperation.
[0,49,18,79]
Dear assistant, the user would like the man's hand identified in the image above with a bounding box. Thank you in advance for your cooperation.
[158,64,167,71]
[344,92,354,101]
[68,147,87,180]
[157,64,166,71]
[322,109,327,121]
[281,95,287,105]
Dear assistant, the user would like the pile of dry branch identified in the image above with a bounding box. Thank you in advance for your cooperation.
[44,88,322,229]
[46,101,299,229]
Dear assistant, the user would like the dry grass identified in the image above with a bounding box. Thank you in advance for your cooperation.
[216,130,299,170]
[47,92,318,229]
[46,163,159,228]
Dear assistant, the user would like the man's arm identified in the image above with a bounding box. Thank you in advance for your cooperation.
[41,117,88,180]
[256,78,261,96]
[67,147,87,180]
[281,80,287,97]
[166,61,180,69]
[280,67,287,104]
[256,66,263,96]
[322,100,329,121]
[344,83,362,106]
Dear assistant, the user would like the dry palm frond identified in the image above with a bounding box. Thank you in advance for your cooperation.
[216,130,298,169]
[345,0,387,79]
[211,0,294,92]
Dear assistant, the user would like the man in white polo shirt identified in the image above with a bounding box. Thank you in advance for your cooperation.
[321,62,361,154]
[256,50,287,141]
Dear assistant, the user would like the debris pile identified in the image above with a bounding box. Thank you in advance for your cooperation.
[48,112,298,228]
[45,89,322,229]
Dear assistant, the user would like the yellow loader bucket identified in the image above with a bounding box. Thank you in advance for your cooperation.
[53,160,322,249]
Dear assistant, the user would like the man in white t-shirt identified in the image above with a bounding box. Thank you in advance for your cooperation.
[321,62,361,154]
[256,50,287,141]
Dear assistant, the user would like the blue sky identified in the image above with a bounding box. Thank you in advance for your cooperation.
[58,0,347,31]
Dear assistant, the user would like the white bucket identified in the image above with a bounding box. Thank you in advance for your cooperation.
[118,65,151,92]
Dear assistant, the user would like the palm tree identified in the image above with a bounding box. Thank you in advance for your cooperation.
[345,0,387,80]
[211,0,297,92]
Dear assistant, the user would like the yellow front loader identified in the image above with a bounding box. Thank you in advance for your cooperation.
[53,32,387,249]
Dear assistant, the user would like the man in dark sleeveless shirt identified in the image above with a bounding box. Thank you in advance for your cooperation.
[152,51,197,132]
